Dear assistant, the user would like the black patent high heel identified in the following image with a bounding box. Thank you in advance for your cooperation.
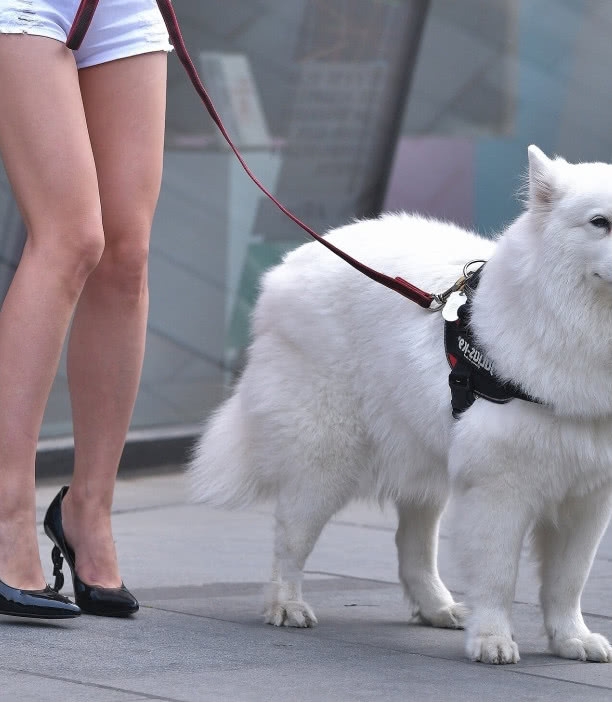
[0,577,80,619]
[51,546,65,592]
[44,486,139,617]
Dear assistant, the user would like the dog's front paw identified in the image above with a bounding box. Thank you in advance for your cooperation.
[420,602,468,629]
[552,633,612,662]
[467,634,520,664]
[264,600,318,628]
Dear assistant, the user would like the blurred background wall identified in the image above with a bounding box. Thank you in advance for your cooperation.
[0,0,606,456]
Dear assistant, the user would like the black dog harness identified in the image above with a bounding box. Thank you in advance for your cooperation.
[444,265,542,418]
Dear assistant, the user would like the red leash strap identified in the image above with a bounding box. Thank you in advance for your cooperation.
[67,0,435,310]
[65,0,99,49]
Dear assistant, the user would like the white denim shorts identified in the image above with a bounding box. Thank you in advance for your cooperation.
[0,0,173,68]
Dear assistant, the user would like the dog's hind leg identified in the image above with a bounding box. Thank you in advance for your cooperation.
[264,479,353,628]
[533,487,612,662]
[395,500,466,629]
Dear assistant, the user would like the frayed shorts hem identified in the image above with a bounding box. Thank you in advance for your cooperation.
[0,26,173,68]
[0,25,65,43]
[76,42,173,69]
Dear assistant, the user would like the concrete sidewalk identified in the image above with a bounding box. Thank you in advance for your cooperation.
[2,469,612,701]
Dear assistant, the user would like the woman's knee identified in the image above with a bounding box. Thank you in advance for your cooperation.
[92,226,151,299]
[27,212,105,287]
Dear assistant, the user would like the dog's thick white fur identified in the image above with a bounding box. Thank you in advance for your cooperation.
[188,146,612,664]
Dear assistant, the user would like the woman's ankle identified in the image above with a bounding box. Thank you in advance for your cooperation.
[60,488,122,588]
[0,514,46,590]
[62,483,113,518]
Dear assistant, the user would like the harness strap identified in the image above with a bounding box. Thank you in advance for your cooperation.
[66,0,435,309]
[444,266,543,417]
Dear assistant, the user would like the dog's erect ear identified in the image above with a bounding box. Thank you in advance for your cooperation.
[527,145,556,210]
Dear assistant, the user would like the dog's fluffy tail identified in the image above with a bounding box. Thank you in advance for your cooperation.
[187,390,261,508]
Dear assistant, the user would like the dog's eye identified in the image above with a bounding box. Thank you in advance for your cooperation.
[590,215,611,231]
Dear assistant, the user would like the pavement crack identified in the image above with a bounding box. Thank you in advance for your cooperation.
[0,665,187,702]
[503,667,612,691]
[306,572,612,623]
[303,569,399,585]
[140,604,612,689]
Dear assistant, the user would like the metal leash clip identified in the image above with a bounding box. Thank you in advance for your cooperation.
[428,276,466,312]
[428,259,486,314]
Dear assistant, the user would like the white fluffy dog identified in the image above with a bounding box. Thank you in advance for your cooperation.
[188,146,612,664]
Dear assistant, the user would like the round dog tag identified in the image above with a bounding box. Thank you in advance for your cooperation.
[442,291,467,322]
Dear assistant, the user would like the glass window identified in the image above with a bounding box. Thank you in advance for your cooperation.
[0,0,607,439]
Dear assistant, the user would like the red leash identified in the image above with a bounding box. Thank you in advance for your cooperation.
[66,0,435,309]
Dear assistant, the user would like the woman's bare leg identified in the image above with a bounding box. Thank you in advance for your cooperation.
[0,36,104,589]
[61,52,167,587]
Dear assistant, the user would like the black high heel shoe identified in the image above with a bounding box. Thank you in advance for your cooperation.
[44,486,139,617]
[0,578,80,618]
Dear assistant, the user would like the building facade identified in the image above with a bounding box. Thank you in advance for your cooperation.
[0,0,607,449]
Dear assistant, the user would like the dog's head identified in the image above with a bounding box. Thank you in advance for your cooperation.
[527,145,612,293]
